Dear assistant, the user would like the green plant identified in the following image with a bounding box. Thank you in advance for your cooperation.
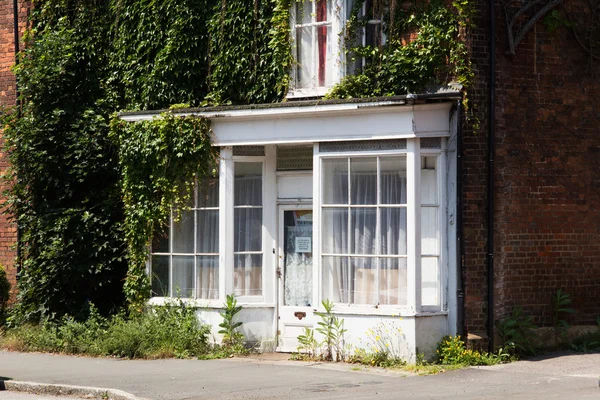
[0,265,9,326]
[109,112,216,311]
[296,327,318,359]
[436,336,510,366]
[315,299,347,361]
[552,289,576,345]
[348,318,407,367]
[218,294,245,347]
[498,306,538,356]
[0,299,211,359]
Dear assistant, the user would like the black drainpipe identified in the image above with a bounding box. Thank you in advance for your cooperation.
[13,0,21,275]
[487,0,496,352]
[456,100,465,339]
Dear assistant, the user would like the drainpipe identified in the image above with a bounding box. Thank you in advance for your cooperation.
[456,100,465,339]
[487,0,496,352]
[13,0,21,275]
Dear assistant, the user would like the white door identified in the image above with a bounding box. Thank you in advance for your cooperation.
[277,206,315,352]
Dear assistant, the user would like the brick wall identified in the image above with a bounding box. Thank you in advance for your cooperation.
[0,0,29,300]
[464,0,600,338]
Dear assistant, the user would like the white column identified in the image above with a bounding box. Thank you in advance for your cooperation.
[263,145,277,304]
[220,147,234,298]
[312,144,321,306]
[407,139,422,314]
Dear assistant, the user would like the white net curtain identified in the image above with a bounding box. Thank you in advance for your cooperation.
[322,157,408,305]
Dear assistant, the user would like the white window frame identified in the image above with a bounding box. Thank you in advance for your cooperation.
[230,155,267,302]
[314,138,446,315]
[148,178,222,305]
[288,0,345,98]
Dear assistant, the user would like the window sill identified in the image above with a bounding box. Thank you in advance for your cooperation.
[286,87,330,100]
[312,305,447,318]
[147,297,275,309]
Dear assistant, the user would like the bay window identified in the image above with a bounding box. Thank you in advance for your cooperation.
[319,139,444,311]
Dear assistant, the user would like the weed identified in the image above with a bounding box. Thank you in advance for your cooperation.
[552,289,576,344]
[498,306,537,356]
[315,299,347,361]
[436,335,513,366]
[297,327,318,359]
[348,318,407,368]
[0,299,211,359]
[218,294,244,348]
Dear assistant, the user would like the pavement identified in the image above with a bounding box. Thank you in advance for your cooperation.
[0,350,598,399]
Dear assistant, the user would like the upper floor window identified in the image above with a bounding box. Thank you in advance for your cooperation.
[290,0,387,97]
[292,0,336,95]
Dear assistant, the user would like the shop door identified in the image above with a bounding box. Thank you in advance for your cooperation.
[277,207,314,352]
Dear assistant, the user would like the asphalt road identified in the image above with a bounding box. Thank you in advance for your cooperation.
[0,350,598,399]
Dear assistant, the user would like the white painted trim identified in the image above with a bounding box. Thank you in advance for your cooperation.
[264,145,277,305]
[407,139,422,314]
[313,143,322,307]
[119,101,449,122]
[220,148,234,298]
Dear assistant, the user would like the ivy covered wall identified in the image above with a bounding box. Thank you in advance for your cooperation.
[2,0,471,320]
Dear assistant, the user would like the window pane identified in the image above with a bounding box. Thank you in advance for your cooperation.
[380,207,407,255]
[234,208,262,252]
[197,256,218,300]
[322,256,348,303]
[234,254,262,296]
[322,158,348,204]
[350,158,377,205]
[350,208,376,254]
[197,210,219,253]
[350,257,376,304]
[172,211,194,253]
[172,256,194,298]
[322,208,348,254]
[366,22,384,48]
[198,176,219,208]
[422,257,439,306]
[151,223,169,253]
[421,207,438,255]
[296,0,312,25]
[380,257,407,305]
[235,162,262,206]
[151,256,169,297]
[380,157,407,204]
[296,26,314,89]
[421,156,437,205]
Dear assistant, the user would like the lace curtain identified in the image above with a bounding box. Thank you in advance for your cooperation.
[323,170,408,305]
[234,169,263,296]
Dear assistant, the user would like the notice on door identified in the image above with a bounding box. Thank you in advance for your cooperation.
[295,237,312,253]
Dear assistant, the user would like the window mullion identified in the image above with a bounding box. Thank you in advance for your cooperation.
[169,209,174,298]
[375,157,381,305]
[346,158,351,304]
[193,188,198,299]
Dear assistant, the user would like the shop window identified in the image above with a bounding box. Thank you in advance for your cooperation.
[150,175,220,299]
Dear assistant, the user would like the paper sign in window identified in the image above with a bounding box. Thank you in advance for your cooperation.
[295,237,312,253]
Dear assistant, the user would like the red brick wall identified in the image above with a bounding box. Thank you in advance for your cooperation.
[464,0,600,337]
[0,0,29,300]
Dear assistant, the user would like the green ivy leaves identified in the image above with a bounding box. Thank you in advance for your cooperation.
[109,113,216,311]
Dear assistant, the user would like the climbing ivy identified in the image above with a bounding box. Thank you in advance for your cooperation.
[326,0,473,98]
[3,0,474,319]
[109,112,216,311]
[2,0,127,321]
[206,0,292,105]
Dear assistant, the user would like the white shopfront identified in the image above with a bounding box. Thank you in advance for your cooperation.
[121,96,460,361]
